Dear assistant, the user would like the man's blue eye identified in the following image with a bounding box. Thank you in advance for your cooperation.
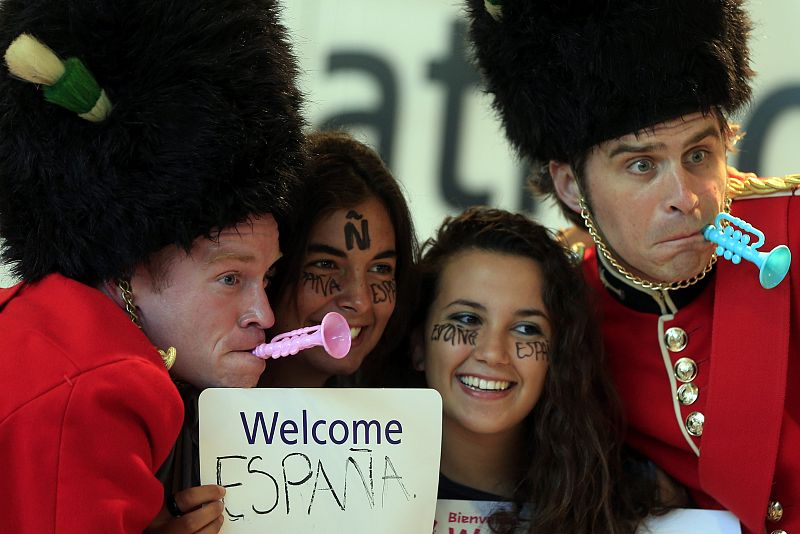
[689,150,707,164]
[629,159,653,173]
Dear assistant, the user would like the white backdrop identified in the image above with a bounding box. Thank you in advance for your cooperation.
[2,0,798,288]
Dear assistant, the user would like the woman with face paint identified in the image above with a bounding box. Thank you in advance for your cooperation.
[259,131,418,388]
[412,207,662,533]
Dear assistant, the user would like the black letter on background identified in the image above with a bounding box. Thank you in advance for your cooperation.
[320,52,398,167]
[428,20,488,208]
[738,86,800,175]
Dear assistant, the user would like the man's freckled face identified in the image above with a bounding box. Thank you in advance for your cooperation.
[582,112,727,283]
[132,216,281,389]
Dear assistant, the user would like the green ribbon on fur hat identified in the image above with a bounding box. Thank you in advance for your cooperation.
[4,34,112,122]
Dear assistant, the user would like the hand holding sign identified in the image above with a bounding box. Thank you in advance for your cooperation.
[145,485,226,534]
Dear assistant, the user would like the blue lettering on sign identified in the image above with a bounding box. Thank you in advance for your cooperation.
[240,410,403,446]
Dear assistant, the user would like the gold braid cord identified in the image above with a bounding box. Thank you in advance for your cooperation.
[727,173,800,198]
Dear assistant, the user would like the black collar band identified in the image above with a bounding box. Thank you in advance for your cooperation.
[596,253,713,314]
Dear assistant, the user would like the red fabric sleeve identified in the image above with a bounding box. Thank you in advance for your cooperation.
[53,358,182,533]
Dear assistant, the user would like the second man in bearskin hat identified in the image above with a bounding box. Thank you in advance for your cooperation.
[466,1,799,532]
[0,0,305,531]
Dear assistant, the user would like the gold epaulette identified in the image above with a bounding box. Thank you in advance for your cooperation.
[568,242,586,266]
[727,173,800,199]
[555,226,589,265]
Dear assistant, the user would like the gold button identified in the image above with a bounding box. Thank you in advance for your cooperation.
[677,383,699,405]
[685,411,704,436]
[664,327,688,352]
[767,500,784,522]
[674,357,698,383]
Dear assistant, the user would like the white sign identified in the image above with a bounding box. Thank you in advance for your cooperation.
[199,388,442,533]
[433,500,741,534]
[639,508,741,534]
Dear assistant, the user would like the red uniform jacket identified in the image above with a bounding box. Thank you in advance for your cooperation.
[583,190,799,534]
[0,274,183,533]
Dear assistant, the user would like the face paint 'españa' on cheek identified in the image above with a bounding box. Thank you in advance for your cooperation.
[302,271,342,297]
[430,323,478,346]
[344,210,371,251]
[515,340,549,361]
[370,280,396,304]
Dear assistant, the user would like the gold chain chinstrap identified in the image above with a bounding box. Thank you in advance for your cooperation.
[578,197,727,291]
[116,279,176,370]
[117,279,142,328]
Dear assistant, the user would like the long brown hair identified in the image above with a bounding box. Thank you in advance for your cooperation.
[416,207,654,533]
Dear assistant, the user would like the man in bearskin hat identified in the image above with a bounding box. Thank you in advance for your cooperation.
[0,0,304,531]
[466,1,799,532]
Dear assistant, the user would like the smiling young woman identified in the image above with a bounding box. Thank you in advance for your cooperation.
[259,131,418,388]
[412,207,660,533]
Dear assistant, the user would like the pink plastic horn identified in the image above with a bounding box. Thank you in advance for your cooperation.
[252,312,351,360]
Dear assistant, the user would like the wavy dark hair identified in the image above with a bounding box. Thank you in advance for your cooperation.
[416,207,654,533]
[268,130,418,386]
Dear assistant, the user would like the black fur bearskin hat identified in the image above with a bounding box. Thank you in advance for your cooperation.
[0,0,305,285]
[466,0,753,194]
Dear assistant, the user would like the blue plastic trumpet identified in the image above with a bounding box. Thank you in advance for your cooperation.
[702,213,791,289]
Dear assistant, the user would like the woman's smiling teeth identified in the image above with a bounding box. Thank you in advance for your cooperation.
[349,326,362,339]
[458,375,512,391]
